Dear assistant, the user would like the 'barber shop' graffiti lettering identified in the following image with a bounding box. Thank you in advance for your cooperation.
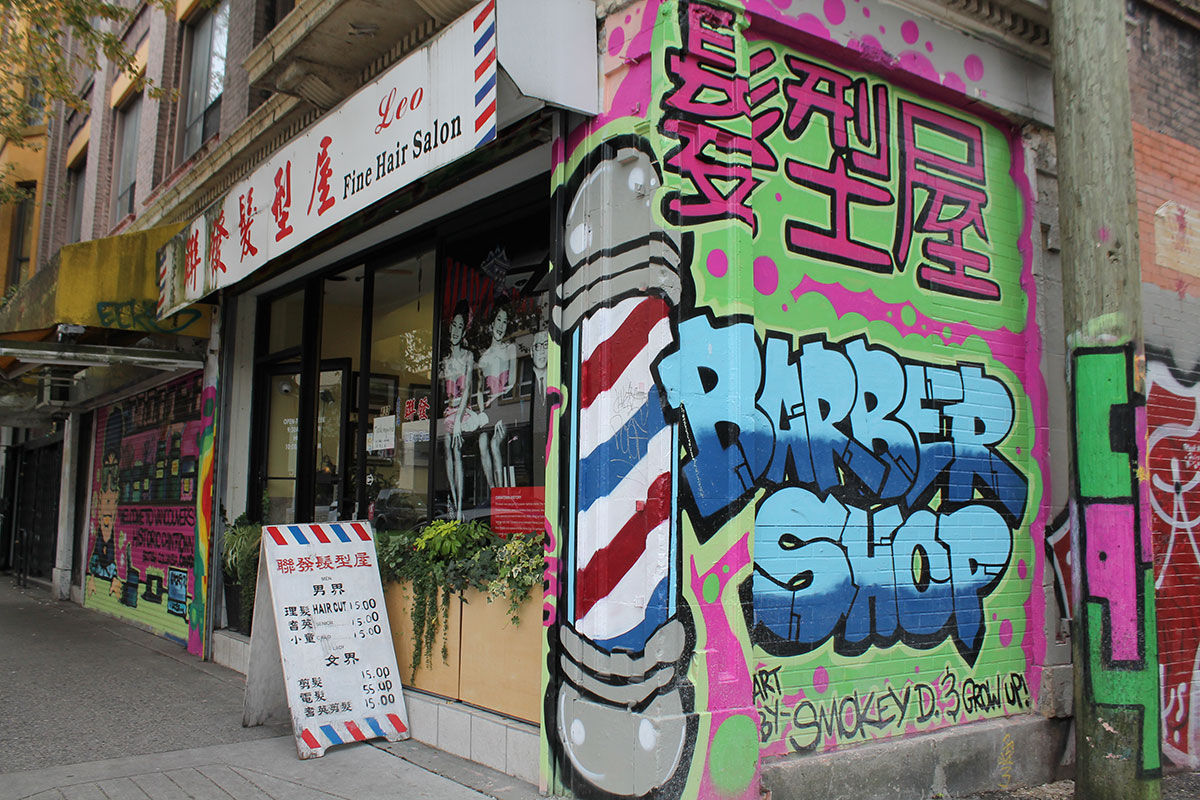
[658,316,1026,527]
[657,316,1026,662]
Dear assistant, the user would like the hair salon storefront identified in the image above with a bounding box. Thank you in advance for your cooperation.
[156,0,594,781]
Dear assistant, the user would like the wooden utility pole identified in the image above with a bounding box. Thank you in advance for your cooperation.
[1051,1,1162,798]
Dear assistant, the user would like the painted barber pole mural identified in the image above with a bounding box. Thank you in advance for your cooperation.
[544,1,1049,798]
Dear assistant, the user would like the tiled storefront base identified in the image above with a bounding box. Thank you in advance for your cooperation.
[213,628,251,674]
[403,690,540,785]
[212,629,539,785]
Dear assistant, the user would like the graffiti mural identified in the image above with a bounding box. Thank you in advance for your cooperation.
[1071,347,1161,777]
[1147,357,1200,767]
[84,373,207,652]
[544,2,1046,798]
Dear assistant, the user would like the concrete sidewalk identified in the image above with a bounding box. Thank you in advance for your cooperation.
[0,578,539,800]
[4,734,509,800]
[959,774,1200,800]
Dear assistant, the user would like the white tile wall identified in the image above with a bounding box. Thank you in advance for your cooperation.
[212,629,250,675]
[402,689,539,784]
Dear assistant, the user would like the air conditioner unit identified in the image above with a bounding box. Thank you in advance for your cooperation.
[35,374,71,409]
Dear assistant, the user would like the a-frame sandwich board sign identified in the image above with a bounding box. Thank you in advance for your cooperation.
[242,520,410,758]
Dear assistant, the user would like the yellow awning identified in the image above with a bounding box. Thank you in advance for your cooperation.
[0,223,212,339]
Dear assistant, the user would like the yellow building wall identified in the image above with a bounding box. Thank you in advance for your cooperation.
[0,126,48,291]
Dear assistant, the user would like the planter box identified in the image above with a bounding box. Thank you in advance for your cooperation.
[384,582,542,724]
[458,588,541,723]
[384,581,462,699]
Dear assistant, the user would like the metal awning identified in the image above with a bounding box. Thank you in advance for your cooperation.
[0,223,211,343]
[0,224,212,425]
[0,339,204,371]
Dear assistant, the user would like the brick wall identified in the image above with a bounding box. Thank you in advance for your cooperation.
[1128,0,1200,771]
[38,0,282,251]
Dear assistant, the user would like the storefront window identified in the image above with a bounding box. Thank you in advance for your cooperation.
[251,191,548,536]
[435,210,550,532]
[267,289,304,353]
[365,249,435,534]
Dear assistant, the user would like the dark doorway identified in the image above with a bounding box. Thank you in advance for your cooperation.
[13,437,63,580]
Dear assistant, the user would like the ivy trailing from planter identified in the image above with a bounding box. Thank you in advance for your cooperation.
[376,520,546,678]
[487,529,547,625]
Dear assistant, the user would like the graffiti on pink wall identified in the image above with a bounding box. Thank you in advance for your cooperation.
[84,373,205,650]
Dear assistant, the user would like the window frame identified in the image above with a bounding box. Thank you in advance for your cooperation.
[67,161,87,244]
[7,182,36,288]
[179,0,229,161]
[112,94,142,225]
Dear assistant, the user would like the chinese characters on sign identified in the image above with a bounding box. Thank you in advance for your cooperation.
[157,0,498,319]
[261,521,409,758]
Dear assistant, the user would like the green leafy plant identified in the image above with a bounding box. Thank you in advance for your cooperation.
[486,530,547,625]
[375,520,544,679]
[221,514,262,633]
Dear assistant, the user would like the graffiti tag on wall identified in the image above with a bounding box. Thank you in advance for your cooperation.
[1147,358,1200,768]
[1072,347,1161,777]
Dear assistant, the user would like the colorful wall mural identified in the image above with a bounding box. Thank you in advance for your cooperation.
[84,372,209,654]
[542,2,1047,797]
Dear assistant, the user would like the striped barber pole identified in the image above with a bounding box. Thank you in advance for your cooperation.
[300,713,408,752]
[572,295,675,651]
[472,0,498,147]
[156,259,167,314]
[265,522,374,546]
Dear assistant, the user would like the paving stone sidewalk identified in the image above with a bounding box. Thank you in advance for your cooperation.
[0,578,537,800]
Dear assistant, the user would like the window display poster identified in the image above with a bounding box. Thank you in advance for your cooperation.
[436,240,550,524]
[259,520,409,758]
[84,372,205,646]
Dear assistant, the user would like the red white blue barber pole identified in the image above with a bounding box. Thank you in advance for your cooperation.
[473,0,497,148]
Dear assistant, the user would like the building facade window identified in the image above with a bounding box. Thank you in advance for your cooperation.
[7,182,36,288]
[112,94,141,223]
[181,0,229,160]
[67,163,87,243]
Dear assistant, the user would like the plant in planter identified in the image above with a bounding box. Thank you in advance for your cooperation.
[221,514,262,634]
[486,529,547,625]
[376,519,545,678]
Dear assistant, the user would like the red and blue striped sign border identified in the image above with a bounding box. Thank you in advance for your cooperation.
[473,0,497,148]
[266,522,374,546]
[300,713,408,751]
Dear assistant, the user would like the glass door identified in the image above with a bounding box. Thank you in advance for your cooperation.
[263,365,301,523]
[314,365,350,522]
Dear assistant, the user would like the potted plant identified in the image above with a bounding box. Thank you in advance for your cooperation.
[221,514,262,634]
